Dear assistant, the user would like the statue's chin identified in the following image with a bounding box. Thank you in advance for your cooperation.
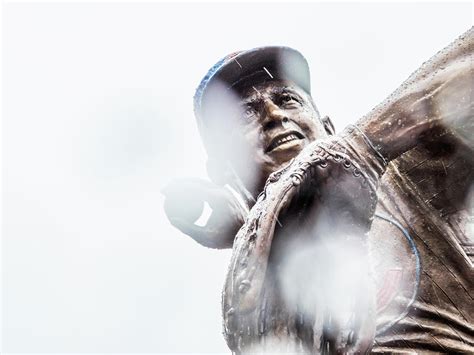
[268,139,306,170]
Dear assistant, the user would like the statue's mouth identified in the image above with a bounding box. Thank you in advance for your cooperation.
[266,131,304,153]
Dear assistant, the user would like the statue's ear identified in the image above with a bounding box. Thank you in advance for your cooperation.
[322,115,336,135]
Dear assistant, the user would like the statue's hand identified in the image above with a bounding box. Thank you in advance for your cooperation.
[162,178,246,249]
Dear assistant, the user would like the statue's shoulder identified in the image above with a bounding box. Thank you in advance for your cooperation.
[373,140,473,263]
[384,135,473,219]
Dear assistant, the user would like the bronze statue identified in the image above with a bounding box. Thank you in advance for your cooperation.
[163,28,473,353]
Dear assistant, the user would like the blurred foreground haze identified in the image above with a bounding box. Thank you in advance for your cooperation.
[2,1,472,353]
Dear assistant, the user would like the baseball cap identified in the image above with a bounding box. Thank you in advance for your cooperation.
[194,46,311,132]
[192,46,312,169]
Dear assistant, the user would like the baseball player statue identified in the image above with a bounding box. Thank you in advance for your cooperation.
[163,27,473,353]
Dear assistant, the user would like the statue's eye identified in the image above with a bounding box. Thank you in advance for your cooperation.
[280,94,299,106]
[242,105,256,120]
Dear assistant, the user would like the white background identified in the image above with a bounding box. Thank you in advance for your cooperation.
[2,1,472,353]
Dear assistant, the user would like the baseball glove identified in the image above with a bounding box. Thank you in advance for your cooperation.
[222,125,388,353]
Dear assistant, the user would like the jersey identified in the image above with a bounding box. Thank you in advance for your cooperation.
[370,134,473,353]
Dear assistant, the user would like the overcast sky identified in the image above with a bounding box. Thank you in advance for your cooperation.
[2,1,472,353]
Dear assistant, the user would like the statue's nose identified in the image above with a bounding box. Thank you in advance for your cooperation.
[262,99,289,130]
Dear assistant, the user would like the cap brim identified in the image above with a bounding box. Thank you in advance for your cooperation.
[212,46,311,93]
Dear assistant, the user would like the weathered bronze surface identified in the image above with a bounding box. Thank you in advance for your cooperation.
[164,28,473,353]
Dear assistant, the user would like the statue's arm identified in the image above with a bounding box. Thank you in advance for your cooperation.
[358,27,473,163]
[162,178,247,249]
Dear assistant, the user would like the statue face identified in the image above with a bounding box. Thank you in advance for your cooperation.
[228,80,329,192]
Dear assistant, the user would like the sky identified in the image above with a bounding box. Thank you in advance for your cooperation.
[2,1,472,353]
